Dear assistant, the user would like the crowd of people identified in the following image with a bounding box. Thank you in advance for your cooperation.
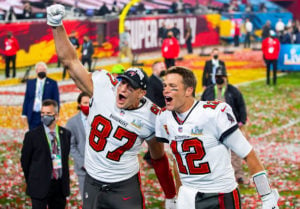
[1,0,287,23]
[14,4,284,209]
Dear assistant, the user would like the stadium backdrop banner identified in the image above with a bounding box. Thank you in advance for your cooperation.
[0,13,220,69]
[278,44,300,71]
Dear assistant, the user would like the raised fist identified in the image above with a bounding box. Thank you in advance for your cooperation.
[46,4,65,27]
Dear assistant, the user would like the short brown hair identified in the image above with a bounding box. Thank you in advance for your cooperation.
[42,99,58,113]
[77,92,90,110]
[165,66,197,97]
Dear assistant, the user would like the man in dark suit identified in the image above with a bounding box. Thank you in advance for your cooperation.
[145,61,166,108]
[144,61,166,165]
[22,62,60,130]
[81,35,94,72]
[158,21,167,45]
[21,99,71,209]
[202,48,226,90]
[281,26,294,44]
[66,92,90,198]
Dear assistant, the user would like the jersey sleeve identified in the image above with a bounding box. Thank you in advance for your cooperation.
[215,102,239,142]
[139,99,158,141]
[155,110,169,143]
[92,70,118,91]
[223,129,252,158]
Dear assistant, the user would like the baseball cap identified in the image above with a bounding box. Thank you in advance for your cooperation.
[117,67,148,90]
[215,66,227,76]
[111,64,125,75]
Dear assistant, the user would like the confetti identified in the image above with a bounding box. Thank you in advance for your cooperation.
[0,51,299,208]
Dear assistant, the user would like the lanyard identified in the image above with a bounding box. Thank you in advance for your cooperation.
[46,125,61,153]
[214,85,226,98]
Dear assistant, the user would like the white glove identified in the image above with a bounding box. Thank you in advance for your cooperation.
[46,4,65,27]
[261,189,279,209]
[165,197,176,209]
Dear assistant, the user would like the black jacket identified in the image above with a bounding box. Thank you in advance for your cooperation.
[69,37,80,49]
[20,125,71,199]
[201,84,247,124]
[145,75,165,108]
[202,60,226,87]
[81,41,94,59]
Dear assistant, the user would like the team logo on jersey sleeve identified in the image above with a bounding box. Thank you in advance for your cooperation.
[191,126,203,136]
[131,119,143,129]
[163,125,169,135]
[226,113,235,123]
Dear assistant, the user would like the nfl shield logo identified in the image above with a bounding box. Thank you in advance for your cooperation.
[120,110,125,116]
[178,126,183,132]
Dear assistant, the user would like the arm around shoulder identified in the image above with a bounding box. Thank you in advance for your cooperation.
[147,138,176,199]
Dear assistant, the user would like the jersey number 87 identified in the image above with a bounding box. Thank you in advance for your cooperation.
[89,114,137,162]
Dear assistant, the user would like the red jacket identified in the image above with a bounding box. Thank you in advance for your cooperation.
[262,37,280,60]
[161,37,179,59]
[234,24,240,36]
[4,37,19,56]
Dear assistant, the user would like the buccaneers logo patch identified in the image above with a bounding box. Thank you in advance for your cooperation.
[226,113,235,123]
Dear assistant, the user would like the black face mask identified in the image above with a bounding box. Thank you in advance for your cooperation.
[159,70,166,77]
[213,55,218,60]
[168,35,172,38]
[37,72,46,79]
[216,77,224,85]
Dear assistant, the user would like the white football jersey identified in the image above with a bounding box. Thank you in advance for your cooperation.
[156,100,239,193]
[85,70,159,182]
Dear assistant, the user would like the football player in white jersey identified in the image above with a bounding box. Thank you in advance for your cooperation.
[156,66,280,209]
[46,4,176,209]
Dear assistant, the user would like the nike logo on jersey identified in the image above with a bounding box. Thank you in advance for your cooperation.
[123,197,132,201]
[221,106,227,112]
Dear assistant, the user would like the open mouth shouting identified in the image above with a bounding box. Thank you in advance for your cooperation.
[165,96,173,105]
[118,93,127,103]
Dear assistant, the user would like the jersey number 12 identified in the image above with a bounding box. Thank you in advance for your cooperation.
[171,138,211,175]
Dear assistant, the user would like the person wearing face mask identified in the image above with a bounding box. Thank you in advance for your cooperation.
[22,61,60,130]
[201,66,248,184]
[65,92,91,199]
[202,48,226,90]
[4,31,19,78]
[161,31,180,69]
[262,30,280,85]
[21,99,71,209]
[81,35,94,72]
